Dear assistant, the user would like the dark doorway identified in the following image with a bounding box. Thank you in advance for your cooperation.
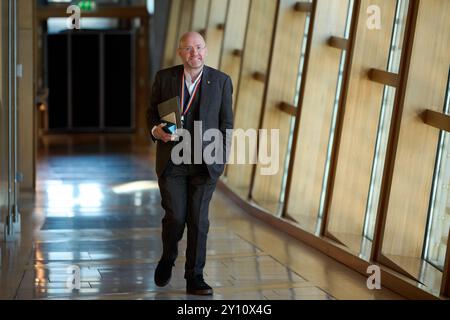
[47,30,135,132]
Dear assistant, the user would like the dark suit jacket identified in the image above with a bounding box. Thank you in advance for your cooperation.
[147,65,234,179]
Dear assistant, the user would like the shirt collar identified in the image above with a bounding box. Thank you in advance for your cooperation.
[184,68,204,87]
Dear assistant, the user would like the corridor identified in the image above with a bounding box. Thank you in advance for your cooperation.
[0,134,401,300]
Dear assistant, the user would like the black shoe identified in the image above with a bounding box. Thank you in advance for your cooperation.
[186,275,213,295]
[154,260,174,287]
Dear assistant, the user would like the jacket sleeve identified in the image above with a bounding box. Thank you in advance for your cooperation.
[147,71,162,143]
[219,76,234,164]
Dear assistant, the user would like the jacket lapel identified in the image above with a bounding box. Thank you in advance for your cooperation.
[199,66,212,122]
[171,65,183,101]
[173,65,212,121]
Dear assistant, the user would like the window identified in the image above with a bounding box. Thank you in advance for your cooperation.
[424,69,450,271]
[364,0,409,241]
[318,0,355,221]
[279,8,312,206]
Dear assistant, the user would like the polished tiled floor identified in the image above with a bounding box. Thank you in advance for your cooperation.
[0,134,403,300]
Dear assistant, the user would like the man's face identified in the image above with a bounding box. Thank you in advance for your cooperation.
[178,34,208,70]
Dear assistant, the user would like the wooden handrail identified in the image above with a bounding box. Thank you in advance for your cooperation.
[277,102,297,116]
[422,109,450,132]
[293,2,313,12]
[252,72,266,83]
[232,49,243,57]
[368,69,400,87]
[328,36,349,50]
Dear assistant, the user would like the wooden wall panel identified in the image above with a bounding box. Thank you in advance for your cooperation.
[251,0,309,214]
[173,0,195,65]
[219,0,250,108]
[0,2,3,99]
[191,0,210,33]
[0,1,7,217]
[204,0,228,69]
[382,0,450,258]
[285,0,350,230]
[162,0,182,68]
[17,0,36,190]
[225,0,278,196]
[218,0,450,298]
[325,0,397,250]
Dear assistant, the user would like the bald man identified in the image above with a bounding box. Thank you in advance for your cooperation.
[147,32,233,295]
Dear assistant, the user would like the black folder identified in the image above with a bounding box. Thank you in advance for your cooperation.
[157,97,182,134]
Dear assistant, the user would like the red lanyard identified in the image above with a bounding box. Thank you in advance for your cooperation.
[180,72,202,117]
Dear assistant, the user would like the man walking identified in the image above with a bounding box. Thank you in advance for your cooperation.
[147,31,233,295]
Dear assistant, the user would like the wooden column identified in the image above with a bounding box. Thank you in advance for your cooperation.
[172,0,195,65]
[284,0,352,233]
[251,0,310,215]
[325,0,398,253]
[377,0,450,274]
[204,0,228,69]
[162,0,182,68]
[218,0,250,107]
[225,0,278,197]
[191,0,211,33]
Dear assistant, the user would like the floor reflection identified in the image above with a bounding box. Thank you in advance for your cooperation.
[10,134,336,300]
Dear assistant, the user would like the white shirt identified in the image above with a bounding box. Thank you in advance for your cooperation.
[152,68,204,138]
[184,69,203,96]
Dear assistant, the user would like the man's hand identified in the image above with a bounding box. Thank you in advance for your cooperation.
[153,123,176,143]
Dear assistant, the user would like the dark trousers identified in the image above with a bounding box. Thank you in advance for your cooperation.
[158,161,217,279]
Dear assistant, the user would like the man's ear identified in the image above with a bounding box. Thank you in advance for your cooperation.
[177,50,184,62]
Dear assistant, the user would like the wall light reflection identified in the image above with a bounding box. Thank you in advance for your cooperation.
[134,191,143,206]
[45,181,104,217]
[47,183,75,217]
[78,183,104,207]
[112,181,159,194]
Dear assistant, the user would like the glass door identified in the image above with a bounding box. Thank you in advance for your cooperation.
[0,0,19,241]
